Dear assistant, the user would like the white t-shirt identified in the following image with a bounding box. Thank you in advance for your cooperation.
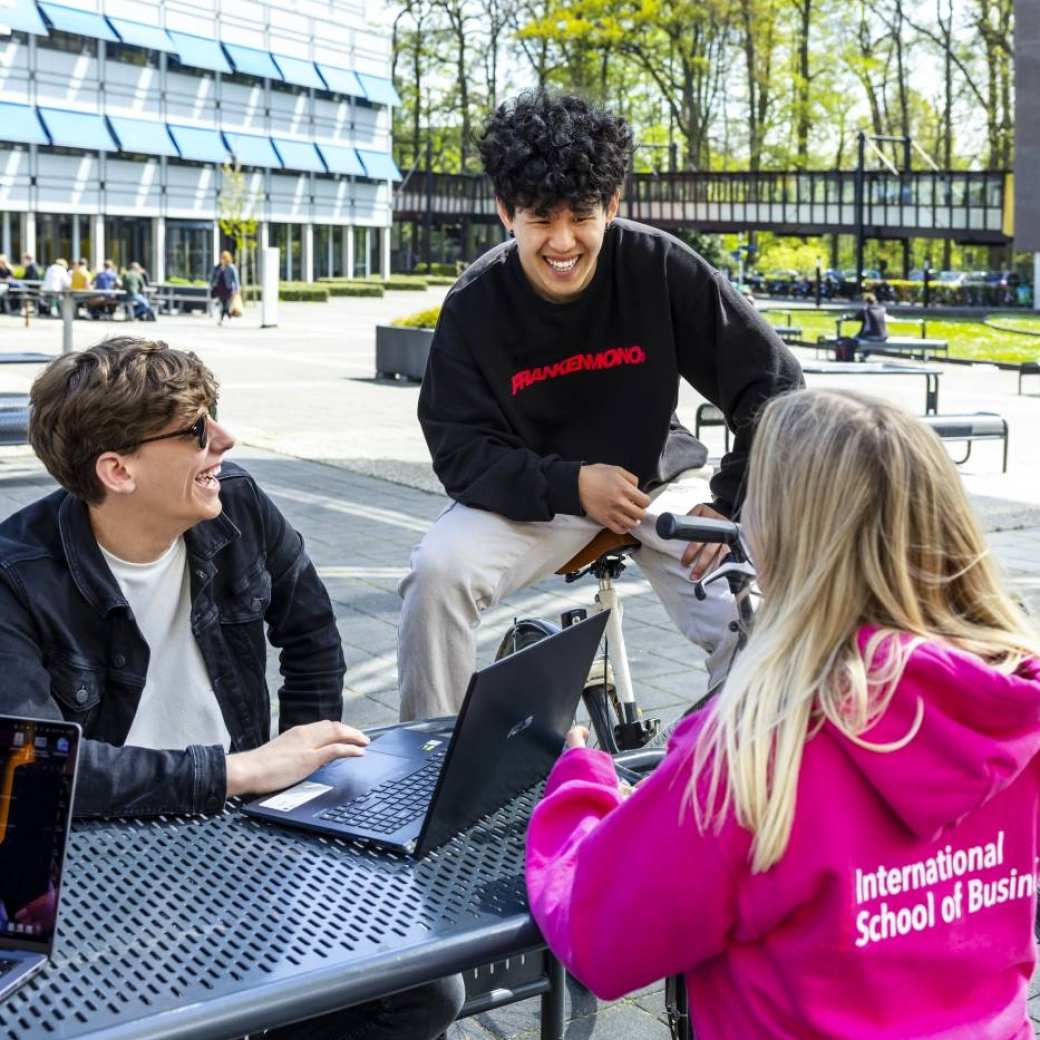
[101,537,232,752]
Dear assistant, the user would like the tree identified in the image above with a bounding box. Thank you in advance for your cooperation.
[216,163,258,288]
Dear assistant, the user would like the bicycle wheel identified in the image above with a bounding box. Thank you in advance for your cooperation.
[495,617,620,752]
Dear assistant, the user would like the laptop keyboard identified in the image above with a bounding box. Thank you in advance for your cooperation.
[318,747,446,834]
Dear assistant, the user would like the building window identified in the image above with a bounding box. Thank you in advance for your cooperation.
[106,43,159,68]
[105,216,152,273]
[37,29,97,56]
[269,222,302,280]
[35,213,92,267]
[314,225,345,278]
[166,220,213,283]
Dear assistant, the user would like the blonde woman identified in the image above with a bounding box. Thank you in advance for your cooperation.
[527,388,1040,1039]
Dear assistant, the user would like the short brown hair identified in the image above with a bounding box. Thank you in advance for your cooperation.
[29,337,219,504]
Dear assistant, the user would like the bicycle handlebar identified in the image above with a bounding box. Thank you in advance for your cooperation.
[655,513,742,545]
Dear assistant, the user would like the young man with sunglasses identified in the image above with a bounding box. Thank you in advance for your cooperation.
[0,337,464,1040]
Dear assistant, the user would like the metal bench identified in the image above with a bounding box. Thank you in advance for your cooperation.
[1018,362,1040,395]
[772,325,803,343]
[921,412,1008,472]
[694,402,731,452]
[816,336,949,362]
[0,393,31,445]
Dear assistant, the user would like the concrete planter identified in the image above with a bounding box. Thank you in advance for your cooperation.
[375,324,434,381]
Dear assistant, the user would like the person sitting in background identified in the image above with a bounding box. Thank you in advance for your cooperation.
[0,253,14,314]
[88,259,120,320]
[527,388,1040,1040]
[40,258,71,316]
[21,254,41,282]
[70,258,92,291]
[855,291,888,341]
[122,261,155,321]
[0,337,464,1040]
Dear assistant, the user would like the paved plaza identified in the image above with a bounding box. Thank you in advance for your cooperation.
[1,294,1039,1037]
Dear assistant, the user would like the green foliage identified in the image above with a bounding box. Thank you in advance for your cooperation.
[391,306,442,329]
[279,283,329,302]
[327,282,385,297]
[367,275,429,291]
[413,262,463,276]
[167,276,208,286]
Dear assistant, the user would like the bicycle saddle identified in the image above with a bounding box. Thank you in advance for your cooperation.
[556,529,641,575]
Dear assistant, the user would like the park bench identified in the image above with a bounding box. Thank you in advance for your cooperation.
[815,335,949,362]
[694,402,731,452]
[759,308,803,344]
[921,412,1008,472]
[1018,362,1039,395]
[152,284,210,315]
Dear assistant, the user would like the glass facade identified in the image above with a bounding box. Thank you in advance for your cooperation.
[166,219,213,282]
[314,225,346,278]
[105,216,152,273]
[270,222,303,281]
[36,213,92,266]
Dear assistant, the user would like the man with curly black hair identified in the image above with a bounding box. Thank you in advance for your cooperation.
[398,92,803,722]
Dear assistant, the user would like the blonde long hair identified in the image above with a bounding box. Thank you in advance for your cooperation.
[693,389,1040,873]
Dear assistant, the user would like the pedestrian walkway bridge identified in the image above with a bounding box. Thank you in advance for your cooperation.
[396,169,1013,244]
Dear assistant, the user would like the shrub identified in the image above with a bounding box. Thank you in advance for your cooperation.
[425,275,457,286]
[412,262,462,276]
[327,282,384,297]
[279,282,328,302]
[390,306,441,329]
[365,274,429,290]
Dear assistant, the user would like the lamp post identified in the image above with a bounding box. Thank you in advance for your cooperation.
[815,256,822,308]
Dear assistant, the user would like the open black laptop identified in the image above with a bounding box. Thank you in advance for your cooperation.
[244,611,609,857]
[0,715,81,1003]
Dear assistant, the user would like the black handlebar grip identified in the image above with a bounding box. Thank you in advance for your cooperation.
[655,513,741,544]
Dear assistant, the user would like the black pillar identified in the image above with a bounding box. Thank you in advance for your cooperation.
[854,131,866,294]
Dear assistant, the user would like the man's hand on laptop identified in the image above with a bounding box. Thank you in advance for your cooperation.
[578,464,651,534]
[226,721,370,797]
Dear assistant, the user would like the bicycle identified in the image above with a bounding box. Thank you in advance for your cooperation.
[494,512,756,757]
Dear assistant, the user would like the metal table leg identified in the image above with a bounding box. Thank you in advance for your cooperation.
[540,950,565,1040]
[61,293,75,354]
[925,373,939,415]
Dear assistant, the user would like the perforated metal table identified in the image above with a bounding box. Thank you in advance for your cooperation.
[2,721,561,1040]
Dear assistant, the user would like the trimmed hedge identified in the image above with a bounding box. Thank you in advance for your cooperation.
[425,275,457,286]
[391,305,441,330]
[281,283,328,301]
[413,261,464,276]
[328,282,384,297]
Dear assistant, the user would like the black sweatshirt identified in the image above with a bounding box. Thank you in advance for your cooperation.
[418,219,804,521]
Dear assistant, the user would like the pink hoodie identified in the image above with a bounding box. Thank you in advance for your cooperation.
[527,634,1040,1039]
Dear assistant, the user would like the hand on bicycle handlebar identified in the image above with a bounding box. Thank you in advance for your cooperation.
[565,725,589,749]
[578,464,651,534]
[681,503,730,581]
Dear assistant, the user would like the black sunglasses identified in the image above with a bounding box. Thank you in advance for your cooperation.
[112,414,208,454]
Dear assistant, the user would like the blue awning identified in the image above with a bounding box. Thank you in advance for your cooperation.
[357,149,402,181]
[356,73,401,107]
[273,138,325,173]
[272,54,323,90]
[168,124,229,164]
[107,115,177,157]
[38,2,118,41]
[223,43,282,80]
[223,132,280,168]
[106,17,175,53]
[1,0,49,35]
[316,64,364,98]
[38,107,116,150]
[0,102,47,145]
[316,143,364,177]
[167,31,232,74]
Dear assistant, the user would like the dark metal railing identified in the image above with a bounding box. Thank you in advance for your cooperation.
[394,169,1010,243]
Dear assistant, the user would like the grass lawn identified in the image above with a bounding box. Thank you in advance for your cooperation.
[760,308,1040,365]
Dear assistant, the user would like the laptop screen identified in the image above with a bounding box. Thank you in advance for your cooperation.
[0,715,80,955]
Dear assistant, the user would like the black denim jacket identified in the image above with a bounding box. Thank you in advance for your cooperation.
[0,463,345,817]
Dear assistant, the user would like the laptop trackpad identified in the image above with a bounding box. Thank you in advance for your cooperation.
[307,752,415,801]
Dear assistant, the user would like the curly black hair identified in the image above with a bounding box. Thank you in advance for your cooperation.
[478,92,633,216]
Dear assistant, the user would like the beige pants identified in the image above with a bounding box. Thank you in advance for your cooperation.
[396,472,740,721]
